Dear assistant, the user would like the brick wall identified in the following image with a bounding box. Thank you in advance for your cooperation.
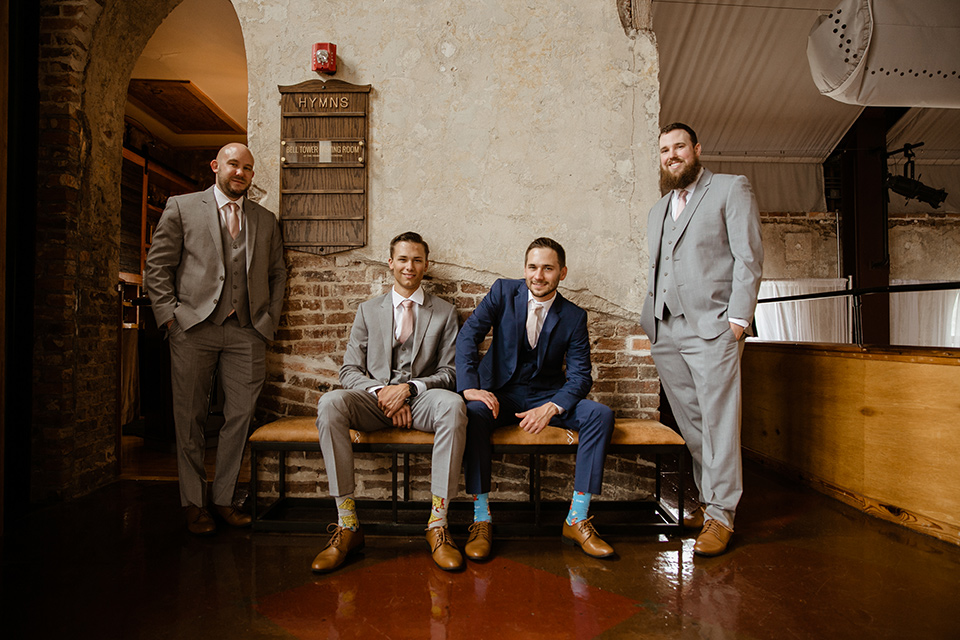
[32,0,182,501]
[255,250,661,504]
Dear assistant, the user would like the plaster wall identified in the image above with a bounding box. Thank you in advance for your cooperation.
[233,0,661,317]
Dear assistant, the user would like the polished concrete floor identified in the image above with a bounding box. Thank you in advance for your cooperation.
[2,459,959,639]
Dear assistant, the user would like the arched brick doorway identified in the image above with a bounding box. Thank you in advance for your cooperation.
[27,0,198,503]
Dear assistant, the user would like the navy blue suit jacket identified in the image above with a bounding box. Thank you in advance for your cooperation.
[456,278,593,412]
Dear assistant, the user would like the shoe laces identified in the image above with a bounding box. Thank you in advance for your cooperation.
[428,526,452,551]
[468,521,491,537]
[325,523,345,548]
[575,515,598,538]
[701,519,728,539]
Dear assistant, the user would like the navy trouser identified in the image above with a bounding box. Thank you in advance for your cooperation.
[463,386,614,495]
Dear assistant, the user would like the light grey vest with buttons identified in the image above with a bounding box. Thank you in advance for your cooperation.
[653,202,686,320]
[210,217,251,326]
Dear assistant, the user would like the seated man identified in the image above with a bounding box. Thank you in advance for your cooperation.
[456,237,616,560]
[312,232,467,573]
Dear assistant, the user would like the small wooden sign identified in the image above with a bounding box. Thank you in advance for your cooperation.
[278,79,371,255]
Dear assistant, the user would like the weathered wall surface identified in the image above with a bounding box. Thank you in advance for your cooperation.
[889,217,960,281]
[235,0,661,316]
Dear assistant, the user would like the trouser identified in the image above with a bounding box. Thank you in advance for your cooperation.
[463,386,614,495]
[652,312,744,529]
[316,388,467,499]
[169,316,265,507]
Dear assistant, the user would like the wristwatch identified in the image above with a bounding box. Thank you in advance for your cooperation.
[406,381,418,400]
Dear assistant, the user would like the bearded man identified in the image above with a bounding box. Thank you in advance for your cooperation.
[145,143,287,535]
[640,123,763,556]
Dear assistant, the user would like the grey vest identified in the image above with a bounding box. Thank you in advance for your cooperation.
[210,218,251,326]
[654,202,685,320]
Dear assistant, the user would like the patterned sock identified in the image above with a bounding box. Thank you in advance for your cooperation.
[473,493,492,523]
[565,491,592,525]
[427,494,448,529]
[335,494,359,531]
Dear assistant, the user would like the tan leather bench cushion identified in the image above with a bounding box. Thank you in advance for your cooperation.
[250,416,684,446]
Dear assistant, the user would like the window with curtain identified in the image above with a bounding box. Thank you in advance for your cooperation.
[890,280,960,348]
[754,279,852,343]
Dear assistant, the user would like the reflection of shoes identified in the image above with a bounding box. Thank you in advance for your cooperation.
[464,521,493,561]
[184,505,216,536]
[561,516,614,559]
[694,520,733,557]
[426,526,464,571]
[311,524,365,573]
[214,504,252,528]
[683,506,705,529]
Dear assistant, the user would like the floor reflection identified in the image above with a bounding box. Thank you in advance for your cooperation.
[255,554,638,639]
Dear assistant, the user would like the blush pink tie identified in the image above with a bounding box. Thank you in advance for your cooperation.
[527,303,543,348]
[397,299,415,344]
[673,190,687,221]
[225,202,240,239]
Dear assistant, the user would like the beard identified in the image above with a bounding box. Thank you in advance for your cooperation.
[660,156,702,194]
[217,175,250,199]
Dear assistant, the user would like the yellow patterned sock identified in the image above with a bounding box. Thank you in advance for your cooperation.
[335,495,359,531]
[427,494,448,529]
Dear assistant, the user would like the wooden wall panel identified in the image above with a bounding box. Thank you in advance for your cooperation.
[742,343,960,544]
[278,79,371,256]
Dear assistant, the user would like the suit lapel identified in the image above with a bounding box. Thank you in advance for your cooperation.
[410,293,434,362]
[202,187,225,265]
[378,293,395,363]
[649,196,669,259]
[674,168,713,240]
[513,284,528,352]
[243,200,258,271]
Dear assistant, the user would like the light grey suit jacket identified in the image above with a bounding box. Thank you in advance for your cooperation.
[339,291,459,392]
[144,186,287,340]
[641,168,763,342]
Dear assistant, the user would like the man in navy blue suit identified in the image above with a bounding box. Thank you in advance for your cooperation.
[456,237,616,560]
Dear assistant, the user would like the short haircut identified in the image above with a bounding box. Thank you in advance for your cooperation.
[660,122,698,146]
[525,237,565,269]
[390,231,429,259]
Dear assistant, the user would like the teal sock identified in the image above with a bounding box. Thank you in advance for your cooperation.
[565,491,592,525]
[473,493,492,522]
[335,494,359,531]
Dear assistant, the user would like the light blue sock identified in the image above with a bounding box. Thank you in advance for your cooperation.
[566,491,592,525]
[473,493,492,522]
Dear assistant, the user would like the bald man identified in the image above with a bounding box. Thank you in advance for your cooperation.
[145,143,287,535]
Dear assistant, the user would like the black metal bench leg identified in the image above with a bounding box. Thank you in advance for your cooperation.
[250,447,259,522]
[392,452,399,524]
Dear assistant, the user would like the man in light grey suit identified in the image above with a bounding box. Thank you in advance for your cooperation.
[641,123,763,557]
[144,143,286,536]
[311,232,467,574]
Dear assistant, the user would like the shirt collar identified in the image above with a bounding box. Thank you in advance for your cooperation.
[527,289,557,316]
[392,286,425,308]
[214,185,244,212]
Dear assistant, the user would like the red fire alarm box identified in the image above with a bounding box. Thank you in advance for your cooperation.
[312,43,337,74]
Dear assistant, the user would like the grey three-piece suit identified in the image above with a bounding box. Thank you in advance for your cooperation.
[641,168,763,528]
[144,185,286,508]
[316,291,467,500]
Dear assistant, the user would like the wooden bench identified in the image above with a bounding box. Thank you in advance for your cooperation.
[249,416,686,535]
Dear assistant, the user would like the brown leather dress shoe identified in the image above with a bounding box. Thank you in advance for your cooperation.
[312,524,365,573]
[694,519,733,557]
[464,521,493,561]
[426,526,463,571]
[561,516,615,558]
[214,504,252,528]
[683,506,705,529]
[184,505,216,536]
